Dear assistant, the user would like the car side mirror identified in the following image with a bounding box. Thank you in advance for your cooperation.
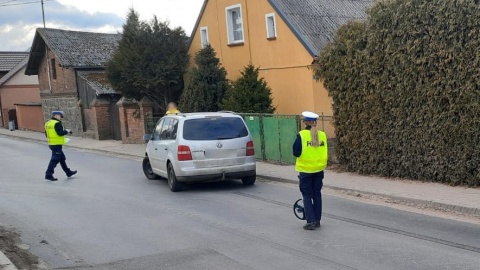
[143,134,152,143]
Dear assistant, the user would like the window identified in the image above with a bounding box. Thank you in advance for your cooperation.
[265,13,277,39]
[153,119,165,141]
[200,27,209,48]
[183,117,248,141]
[161,118,179,140]
[51,58,57,79]
[226,4,244,44]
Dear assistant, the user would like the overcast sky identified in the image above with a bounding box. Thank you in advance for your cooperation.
[0,0,204,51]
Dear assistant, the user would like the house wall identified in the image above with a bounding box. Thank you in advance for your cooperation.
[38,48,84,134]
[188,0,333,116]
[4,66,39,86]
[0,85,41,110]
[38,49,77,94]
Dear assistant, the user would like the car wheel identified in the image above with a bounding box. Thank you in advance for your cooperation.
[167,163,184,192]
[142,157,159,180]
[241,175,256,185]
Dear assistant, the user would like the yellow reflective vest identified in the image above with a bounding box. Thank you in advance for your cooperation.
[45,119,66,146]
[295,129,328,173]
[166,109,180,115]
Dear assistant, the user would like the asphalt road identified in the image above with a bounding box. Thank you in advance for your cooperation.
[1,135,479,270]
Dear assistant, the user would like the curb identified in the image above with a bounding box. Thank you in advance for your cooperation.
[258,174,480,217]
[0,133,144,160]
[0,250,18,270]
[2,132,479,218]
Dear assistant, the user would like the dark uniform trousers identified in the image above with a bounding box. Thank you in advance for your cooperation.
[45,145,70,177]
[299,171,324,223]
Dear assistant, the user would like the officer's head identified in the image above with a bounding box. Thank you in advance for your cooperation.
[167,102,177,110]
[52,111,64,120]
[302,111,318,127]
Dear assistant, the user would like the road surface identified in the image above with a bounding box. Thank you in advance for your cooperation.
[0,135,479,270]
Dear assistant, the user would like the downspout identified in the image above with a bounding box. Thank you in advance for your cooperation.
[244,0,253,63]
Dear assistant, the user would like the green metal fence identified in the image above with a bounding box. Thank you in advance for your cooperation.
[144,113,334,165]
[241,114,301,164]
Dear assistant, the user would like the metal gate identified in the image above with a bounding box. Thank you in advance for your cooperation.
[242,114,301,164]
[109,97,121,140]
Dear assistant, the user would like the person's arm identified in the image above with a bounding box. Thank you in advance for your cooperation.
[54,122,68,136]
[293,134,302,157]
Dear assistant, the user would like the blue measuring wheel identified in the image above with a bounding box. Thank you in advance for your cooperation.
[293,199,306,220]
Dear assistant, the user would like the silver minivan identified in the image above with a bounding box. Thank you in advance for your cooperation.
[143,112,256,192]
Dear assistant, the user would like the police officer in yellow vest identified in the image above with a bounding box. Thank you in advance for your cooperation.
[293,111,328,230]
[45,111,77,181]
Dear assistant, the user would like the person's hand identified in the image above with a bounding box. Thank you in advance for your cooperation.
[65,129,72,134]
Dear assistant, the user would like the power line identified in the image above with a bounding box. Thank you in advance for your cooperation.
[0,0,53,7]
[0,0,21,5]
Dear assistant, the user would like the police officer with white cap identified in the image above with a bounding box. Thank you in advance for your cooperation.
[292,111,328,230]
[44,111,77,181]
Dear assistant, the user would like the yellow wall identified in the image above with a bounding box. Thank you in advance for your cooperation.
[189,0,333,116]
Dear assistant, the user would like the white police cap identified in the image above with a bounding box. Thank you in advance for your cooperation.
[52,111,65,117]
[302,111,319,121]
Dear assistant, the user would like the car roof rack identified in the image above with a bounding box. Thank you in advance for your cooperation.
[216,110,237,114]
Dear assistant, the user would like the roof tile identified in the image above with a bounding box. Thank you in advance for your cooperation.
[269,0,372,56]
[0,52,29,72]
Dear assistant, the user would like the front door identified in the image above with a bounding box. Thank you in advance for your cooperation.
[157,118,179,173]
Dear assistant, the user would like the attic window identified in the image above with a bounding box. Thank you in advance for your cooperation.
[226,4,244,45]
[51,59,57,80]
[200,26,209,48]
[266,13,277,39]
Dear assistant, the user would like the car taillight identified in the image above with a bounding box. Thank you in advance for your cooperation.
[178,145,192,161]
[246,141,255,156]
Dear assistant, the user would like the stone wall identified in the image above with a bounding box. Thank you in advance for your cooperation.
[41,94,83,134]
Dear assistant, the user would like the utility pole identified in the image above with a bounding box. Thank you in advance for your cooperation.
[41,0,52,91]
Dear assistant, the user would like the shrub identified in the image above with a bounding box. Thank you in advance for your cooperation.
[314,0,480,186]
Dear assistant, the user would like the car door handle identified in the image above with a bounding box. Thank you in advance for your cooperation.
[164,148,168,150]
[155,148,157,150]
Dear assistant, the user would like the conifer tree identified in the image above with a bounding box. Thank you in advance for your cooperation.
[180,45,229,112]
[106,9,189,106]
[222,64,275,113]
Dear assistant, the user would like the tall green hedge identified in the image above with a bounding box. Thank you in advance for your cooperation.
[315,0,480,186]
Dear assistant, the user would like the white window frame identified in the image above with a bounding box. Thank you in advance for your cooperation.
[265,13,277,39]
[200,26,209,48]
[225,4,245,45]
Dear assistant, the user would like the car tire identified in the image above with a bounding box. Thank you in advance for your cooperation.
[241,175,256,185]
[167,163,184,192]
[143,157,159,180]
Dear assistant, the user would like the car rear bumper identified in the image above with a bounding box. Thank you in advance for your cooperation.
[175,163,256,182]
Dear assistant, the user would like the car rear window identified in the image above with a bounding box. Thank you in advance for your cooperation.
[183,117,249,140]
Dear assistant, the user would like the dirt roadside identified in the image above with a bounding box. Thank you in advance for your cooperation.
[0,227,40,270]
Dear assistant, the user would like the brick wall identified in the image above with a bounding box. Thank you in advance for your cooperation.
[117,97,153,144]
[38,49,77,94]
[91,98,111,140]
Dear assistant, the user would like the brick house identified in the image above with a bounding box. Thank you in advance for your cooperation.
[25,28,123,140]
[0,52,41,130]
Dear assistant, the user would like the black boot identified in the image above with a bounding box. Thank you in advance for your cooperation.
[67,170,77,177]
[45,176,58,181]
[303,222,316,230]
